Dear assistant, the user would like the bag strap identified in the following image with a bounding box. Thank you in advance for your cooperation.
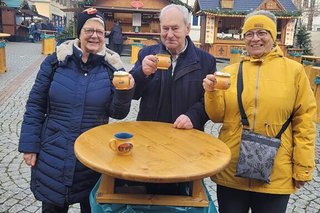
[236,62,292,139]
[237,61,249,126]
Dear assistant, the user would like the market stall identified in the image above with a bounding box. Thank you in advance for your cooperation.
[193,0,300,59]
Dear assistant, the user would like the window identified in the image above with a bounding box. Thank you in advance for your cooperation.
[192,16,200,26]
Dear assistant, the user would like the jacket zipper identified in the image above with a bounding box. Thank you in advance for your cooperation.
[248,64,261,189]
[252,65,261,131]
[65,187,69,204]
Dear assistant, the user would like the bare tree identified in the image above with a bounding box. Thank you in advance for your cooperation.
[293,0,320,30]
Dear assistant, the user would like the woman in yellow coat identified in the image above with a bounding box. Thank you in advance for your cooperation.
[203,10,317,213]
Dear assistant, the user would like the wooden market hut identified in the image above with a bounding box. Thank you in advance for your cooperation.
[85,0,191,53]
[1,0,45,41]
[193,0,300,59]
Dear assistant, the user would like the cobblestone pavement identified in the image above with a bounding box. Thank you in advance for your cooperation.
[0,42,319,213]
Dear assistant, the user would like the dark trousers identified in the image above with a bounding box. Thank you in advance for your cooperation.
[113,44,123,56]
[217,185,290,213]
[42,198,91,213]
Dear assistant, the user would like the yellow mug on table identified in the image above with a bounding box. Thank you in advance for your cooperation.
[109,132,134,155]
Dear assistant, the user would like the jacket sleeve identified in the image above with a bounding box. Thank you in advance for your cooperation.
[204,90,225,123]
[184,53,217,130]
[129,48,155,100]
[291,65,317,181]
[109,87,135,120]
[18,55,56,153]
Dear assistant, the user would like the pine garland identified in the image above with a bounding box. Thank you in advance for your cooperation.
[202,9,301,18]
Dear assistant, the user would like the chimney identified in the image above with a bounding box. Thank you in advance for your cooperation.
[220,0,234,9]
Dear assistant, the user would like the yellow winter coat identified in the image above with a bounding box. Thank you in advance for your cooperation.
[205,46,316,194]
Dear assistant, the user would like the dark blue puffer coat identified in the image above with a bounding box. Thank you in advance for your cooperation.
[18,39,134,206]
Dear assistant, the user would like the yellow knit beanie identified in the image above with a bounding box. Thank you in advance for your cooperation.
[242,15,277,41]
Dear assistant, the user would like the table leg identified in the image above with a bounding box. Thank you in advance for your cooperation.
[192,179,207,199]
[97,175,115,197]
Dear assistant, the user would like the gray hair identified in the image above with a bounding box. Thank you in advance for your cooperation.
[159,4,190,25]
[245,10,277,24]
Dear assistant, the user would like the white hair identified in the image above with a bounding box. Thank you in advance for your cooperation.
[159,4,190,25]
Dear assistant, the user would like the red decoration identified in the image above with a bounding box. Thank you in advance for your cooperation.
[83,7,97,15]
[130,0,144,9]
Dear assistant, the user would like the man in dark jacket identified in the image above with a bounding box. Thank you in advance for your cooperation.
[130,4,216,131]
[129,4,216,195]
[109,20,123,55]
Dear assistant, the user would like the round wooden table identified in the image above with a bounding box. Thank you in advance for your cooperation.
[75,121,231,207]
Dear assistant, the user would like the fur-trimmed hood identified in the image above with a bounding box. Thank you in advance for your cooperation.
[56,38,124,70]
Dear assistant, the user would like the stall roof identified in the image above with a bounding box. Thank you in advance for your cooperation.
[3,0,23,8]
[194,0,299,17]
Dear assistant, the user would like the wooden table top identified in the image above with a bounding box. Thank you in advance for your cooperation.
[75,121,231,183]
[302,55,320,60]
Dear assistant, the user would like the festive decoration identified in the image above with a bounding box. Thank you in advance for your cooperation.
[131,0,144,9]
[201,9,301,18]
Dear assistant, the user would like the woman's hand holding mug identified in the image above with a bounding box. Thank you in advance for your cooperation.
[203,72,231,91]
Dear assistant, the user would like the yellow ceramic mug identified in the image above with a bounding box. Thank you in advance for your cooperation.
[109,132,134,155]
[214,71,231,90]
[112,71,130,90]
[155,54,172,70]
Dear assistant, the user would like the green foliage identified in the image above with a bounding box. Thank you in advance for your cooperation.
[296,25,313,55]
[56,20,75,40]
[78,0,95,7]
[168,0,192,11]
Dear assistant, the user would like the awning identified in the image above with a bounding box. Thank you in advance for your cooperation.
[61,7,82,12]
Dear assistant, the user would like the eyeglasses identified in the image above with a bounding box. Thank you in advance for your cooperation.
[82,28,105,37]
[244,30,269,40]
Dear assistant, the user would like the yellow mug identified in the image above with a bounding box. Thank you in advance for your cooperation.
[155,54,172,70]
[109,132,134,155]
[112,71,130,90]
[214,71,231,90]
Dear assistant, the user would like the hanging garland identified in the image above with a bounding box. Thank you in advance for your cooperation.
[202,9,301,18]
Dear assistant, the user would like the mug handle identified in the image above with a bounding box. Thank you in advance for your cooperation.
[109,139,117,152]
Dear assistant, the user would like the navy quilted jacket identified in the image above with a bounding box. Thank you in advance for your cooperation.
[18,39,134,206]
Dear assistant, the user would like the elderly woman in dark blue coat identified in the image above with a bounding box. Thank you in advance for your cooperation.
[18,8,134,213]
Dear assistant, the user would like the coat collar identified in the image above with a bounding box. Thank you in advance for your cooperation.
[242,45,284,64]
[56,38,124,70]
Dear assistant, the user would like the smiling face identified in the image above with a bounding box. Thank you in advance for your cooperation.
[244,29,274,58]
[160,7,190,55]
[79,19,105,55]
